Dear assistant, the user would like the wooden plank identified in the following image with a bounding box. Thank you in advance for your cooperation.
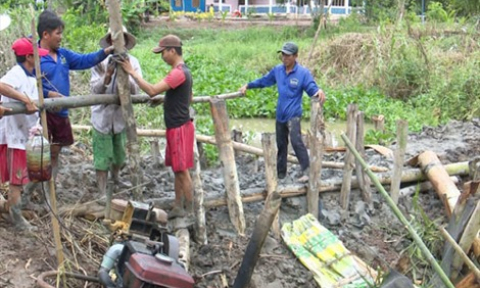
[210,98,245,234]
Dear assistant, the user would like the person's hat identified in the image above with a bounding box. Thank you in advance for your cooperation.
[99,26,136,50]
[12,37,49,56]
[277,42,298,55]
[152,34,182,54]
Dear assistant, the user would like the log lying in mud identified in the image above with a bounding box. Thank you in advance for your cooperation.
[408,151,461,216]
[2,92,244,116]
[150,161,470,210]
[71,125,389,172]
[399,177,459,198]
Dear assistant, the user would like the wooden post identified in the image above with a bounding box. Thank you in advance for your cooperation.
[340,104,357,211]
[106,0,143,200]
[192,124,207,245]
[210,98,245,234]
[390,120,408,204]
[261,133,280,238]
[232,192,282,288]
[149,139,163,168]
[232,129,243,156]
[308,97,324,218]
[355,111,372,205]
[31,17,65,270]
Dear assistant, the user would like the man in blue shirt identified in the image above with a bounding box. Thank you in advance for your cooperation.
[240,42,326,182]
[37,10,113,177]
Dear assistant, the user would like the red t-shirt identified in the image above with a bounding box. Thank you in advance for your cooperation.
[162,64,193,129]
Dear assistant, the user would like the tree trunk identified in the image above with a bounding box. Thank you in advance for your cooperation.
[355,111,372,205]
[192,124,207,245]
[107,0,142,200]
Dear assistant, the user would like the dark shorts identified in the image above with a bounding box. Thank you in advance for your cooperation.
[165,121,194,172]
[47,112,74,146]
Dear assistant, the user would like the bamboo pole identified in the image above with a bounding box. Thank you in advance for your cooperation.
[409,151,461,216]
[355,111,372,205]
[390,120,408,204]
[308,97,324,218]
[399,177,459,198]
[71,125,389,172]
[340,104,357,210]
[439,227,480,282]
[261,132,280,238]
[210,98,245,234]
[341,133,455,288]
[106,0,142,200]
[31,17,65,270]
[2,91,244,116]
[192,124,207,245]
[232,192,282,288]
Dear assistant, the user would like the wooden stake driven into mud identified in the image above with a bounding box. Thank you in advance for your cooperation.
[261,133,280,238]
[308,97,324,218]
[193,128,207,245]
[31,18,65,270]
[354,111,372,205]
[106,0,142,201]
[210,98,246,234]
[390,119,408,204]
[340,104,357,211]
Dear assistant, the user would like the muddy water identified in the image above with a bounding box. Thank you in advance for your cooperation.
[230,118,374,147]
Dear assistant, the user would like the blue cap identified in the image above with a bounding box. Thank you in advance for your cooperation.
[278,42,298,55]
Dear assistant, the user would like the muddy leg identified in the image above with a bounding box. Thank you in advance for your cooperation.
[111,165,130,190]
[96,170,110,219]
[7,185,34,230]
[169,171,190,219]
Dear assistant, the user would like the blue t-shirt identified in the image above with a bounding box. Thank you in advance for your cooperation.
[247,62,319,123]
[41,47,107,117]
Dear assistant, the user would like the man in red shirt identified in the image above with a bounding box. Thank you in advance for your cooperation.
[121,35,194,220]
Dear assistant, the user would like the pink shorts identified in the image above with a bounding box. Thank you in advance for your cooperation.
[165,121,194,172]
[0,146,29,185]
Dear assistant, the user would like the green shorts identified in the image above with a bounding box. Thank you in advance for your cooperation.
[92,129,126,171]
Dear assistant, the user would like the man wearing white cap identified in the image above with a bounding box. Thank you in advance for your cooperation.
[90,27,142,210]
